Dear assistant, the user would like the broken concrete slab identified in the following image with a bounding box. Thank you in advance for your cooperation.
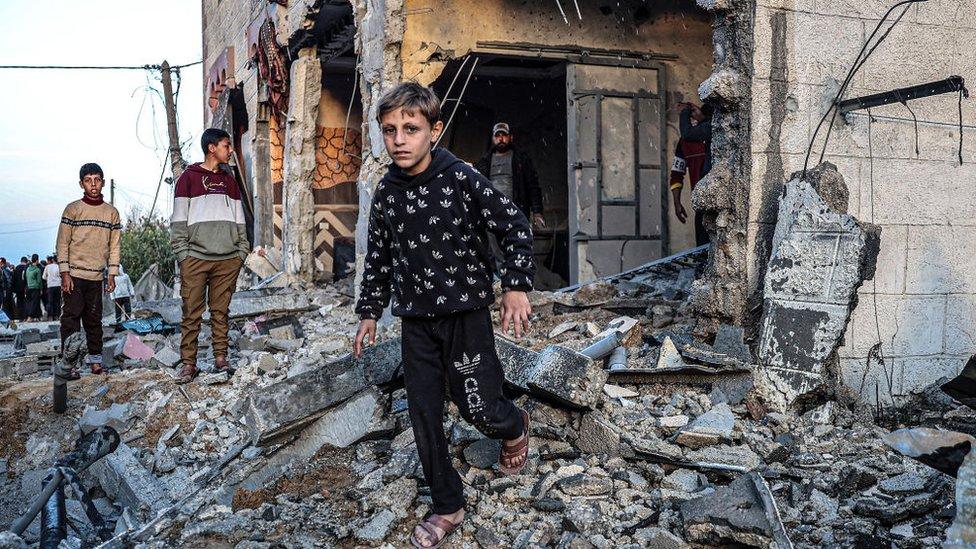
[229,288,313,318]
[79,403,132,434]
[713,324,752,364]
[529,345,608,410]
[149,346,181,369]
[681,472,792,548]
[496,336,608,409]
[675,403,734,449]
[323,338,402,386]
[463,438,501,469]
[757,163,879,409]
[657,337,685,370]
[245,341,399,445]
[87,442,171,517]
[240,388,389,490]
[576,412,620,456]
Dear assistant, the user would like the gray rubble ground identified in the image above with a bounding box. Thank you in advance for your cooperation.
[0,271,961,548]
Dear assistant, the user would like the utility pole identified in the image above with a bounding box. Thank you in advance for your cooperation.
[160,61,185,181]
[109,179,115,204]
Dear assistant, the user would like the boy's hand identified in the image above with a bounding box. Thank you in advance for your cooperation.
[105,275,116,294]
[500,291,531,338]
[61,273,73,294]
[355,319,377,358]
[672,188,687,224]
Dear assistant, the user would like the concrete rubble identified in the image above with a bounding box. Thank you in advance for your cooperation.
[0,207,962,548]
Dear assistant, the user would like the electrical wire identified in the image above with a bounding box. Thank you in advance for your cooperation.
[0,225,57,236]
[435,57,479,149]
[0,60,201,70]
[803,0,926,175]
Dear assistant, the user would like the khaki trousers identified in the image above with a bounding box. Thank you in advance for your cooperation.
[179,256,241,364]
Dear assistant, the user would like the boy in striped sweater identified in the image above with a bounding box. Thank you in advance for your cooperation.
[170,128,250,383]
[56,163,122,378]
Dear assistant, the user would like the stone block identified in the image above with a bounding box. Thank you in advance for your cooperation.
[122,334,155,361]
[680,472,782,547]
[324,339,402,386]
[79,403,132,434]
[758,164,878,407]
[87,442,170,516]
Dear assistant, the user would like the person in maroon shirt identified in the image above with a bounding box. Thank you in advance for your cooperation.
[670,102,713,246]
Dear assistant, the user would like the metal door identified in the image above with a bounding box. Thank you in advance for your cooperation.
[566,62,667,284]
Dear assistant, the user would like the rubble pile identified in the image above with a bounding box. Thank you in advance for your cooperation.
[0,263,961,548]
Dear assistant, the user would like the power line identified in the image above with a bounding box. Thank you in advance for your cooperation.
[0,225,57,235]
[0,60,202,71]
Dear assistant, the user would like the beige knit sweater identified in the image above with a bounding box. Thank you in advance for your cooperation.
[56,197,122,281]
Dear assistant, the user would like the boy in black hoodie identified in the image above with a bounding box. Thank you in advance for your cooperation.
[354,83,534,548]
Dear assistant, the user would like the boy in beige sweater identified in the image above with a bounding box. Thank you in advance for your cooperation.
[56,162,121,377]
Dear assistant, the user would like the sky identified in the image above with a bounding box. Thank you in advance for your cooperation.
[0,0,204,262]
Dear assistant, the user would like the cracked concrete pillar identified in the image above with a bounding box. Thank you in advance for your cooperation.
[252,104,274,249]
[688,0,755,336]
[281,47,321,281]
[351,0,405,302]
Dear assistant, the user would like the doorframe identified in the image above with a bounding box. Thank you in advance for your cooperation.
[565,61,669,284]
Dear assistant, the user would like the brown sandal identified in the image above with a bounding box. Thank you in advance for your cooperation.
[410,514,462,548]
[174,363,199,384]
[499,409,530,475]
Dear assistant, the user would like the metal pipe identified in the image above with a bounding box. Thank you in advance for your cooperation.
[39,472,66,549]
[9,427,119,536]
[607,346,627,371]
[580,331,624,360]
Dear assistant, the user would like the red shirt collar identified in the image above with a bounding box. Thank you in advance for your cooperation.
[82,194,104,206]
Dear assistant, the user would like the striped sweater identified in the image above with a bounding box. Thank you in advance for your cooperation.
[56,195,122,281]
[170,163,250,262]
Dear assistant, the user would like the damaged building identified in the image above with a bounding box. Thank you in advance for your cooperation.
[1,0,975,547]
[201,0,974,406]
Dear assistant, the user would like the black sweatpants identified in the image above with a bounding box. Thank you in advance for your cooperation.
[47,287,62,320]
[402,307,524,515]
[60,278,103,361]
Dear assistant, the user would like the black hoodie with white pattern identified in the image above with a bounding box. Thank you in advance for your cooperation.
[355,148,535,320]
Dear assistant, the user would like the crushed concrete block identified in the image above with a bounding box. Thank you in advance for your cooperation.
[883,428,975,477]
[548,321,577,338]
[122,334,155,361]
[675,403,734,448]
[256,352,280,374]
[199,372,230,385]
[498,336,609,409]
[633,527,689,549]
[529,345,608,409]
[661,468,704,493]
[0,532,28,549]
[244,248,281,279]
[685,445,762,471]
[757,163,879,408]
[87,442,170,516]
[25,339,59,354]
[238,335,269,351]
[355,509,396,542]
[245,342,400,445]
[79,403,131,434]
[150,346,181,369]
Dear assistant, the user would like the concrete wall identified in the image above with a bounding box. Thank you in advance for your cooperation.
[400,0,714,253]
[748,0,976,404]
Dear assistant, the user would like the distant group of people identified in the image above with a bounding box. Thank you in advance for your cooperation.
[0,253,135,325]
[0,254,65,322]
